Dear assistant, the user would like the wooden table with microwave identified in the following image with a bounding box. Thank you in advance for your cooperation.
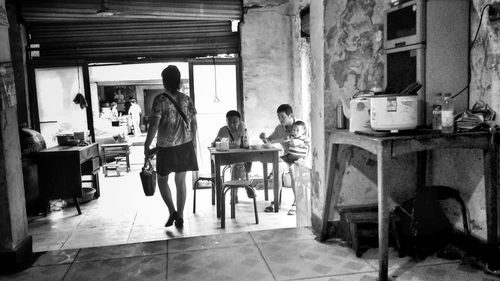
[37,143,101,215]
[320,130,499,281]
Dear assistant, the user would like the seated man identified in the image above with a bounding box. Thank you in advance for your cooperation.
[212,110,252,202]
[260,104,309,215]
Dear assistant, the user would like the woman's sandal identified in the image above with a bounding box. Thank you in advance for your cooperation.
[165,211,178,227]
[264,202,274,212]
[287,203,297,215]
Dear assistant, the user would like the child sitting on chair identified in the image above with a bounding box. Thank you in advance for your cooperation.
[212,110,252,203]
[280,120,310,165]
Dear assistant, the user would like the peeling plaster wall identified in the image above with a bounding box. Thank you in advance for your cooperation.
[321,0,416,220]
[470,0,500,115]
[324,0,386,130]
[316,0,500,240]
[240,2,295,136]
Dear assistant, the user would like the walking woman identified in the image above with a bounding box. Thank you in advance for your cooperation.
[144,65,198,228]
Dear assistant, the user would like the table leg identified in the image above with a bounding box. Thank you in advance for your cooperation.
[377,148,390,281]
[73,196,82,215]
[484,145,499,269]
[94,171,100,198]
[273,151,280,212]
[215,157,222,218]
[126,151,130,172]
[263,162,269,201]
[320,143,346,240]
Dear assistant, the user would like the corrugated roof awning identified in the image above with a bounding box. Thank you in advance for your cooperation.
[20,0,242,63]
[28,20,240,63]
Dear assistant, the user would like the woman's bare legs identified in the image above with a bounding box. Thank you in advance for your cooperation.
[174,172,187,219]
[157,174,176,215]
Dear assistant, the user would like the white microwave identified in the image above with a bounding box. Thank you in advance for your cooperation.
[384,0,425,50]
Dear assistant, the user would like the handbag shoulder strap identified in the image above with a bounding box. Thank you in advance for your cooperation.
[162,93,188,125]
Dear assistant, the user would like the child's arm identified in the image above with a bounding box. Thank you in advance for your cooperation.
[212,127,225,147]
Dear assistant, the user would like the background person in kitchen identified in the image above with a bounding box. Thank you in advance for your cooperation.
[144,65,198,228]
[128,97,142,136]
[212,110,252,202]
[260,104,309,214]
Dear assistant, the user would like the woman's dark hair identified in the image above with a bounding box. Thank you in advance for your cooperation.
[226,110,241,119]
[161,65,181,91]
[277,104,293,115]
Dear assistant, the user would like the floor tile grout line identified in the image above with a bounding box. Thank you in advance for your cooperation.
[61,248,82,281]
[361,256,379,271]
[126,210,139,243]
[278,269,381,281]
[165,239,169,281]
[59,205,93,251]
[72,251,168,264]
[249,231,278,281]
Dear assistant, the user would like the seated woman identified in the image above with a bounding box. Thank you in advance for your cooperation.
[212,110,252,203]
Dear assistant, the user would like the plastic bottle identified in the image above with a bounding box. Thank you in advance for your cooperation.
[441,93,454,133]
[432,93,443,130]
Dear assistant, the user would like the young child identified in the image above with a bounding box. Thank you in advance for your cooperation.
[280,120,310,164]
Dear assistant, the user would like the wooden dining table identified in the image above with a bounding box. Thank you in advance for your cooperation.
[209,146,281,217]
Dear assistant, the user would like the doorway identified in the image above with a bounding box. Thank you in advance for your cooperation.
[28,60,297,252]
[190,58,243,174]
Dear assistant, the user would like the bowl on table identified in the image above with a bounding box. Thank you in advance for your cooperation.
[249,144,261,150]
[262,143,273,149]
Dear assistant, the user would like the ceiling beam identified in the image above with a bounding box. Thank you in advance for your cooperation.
[20,0,243,22]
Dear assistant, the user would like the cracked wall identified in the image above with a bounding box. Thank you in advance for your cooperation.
[315,0,500,240]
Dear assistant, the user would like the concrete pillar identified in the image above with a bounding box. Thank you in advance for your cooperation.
[309,0,326,234]
[0,0,33,273]
[7,3,30,127]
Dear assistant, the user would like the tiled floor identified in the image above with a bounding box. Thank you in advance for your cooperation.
[2,227,500,281]
[10,142,499,280]
[28,144,296,252]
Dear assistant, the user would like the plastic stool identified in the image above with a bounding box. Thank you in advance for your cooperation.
[193,173,215,213]
[221,180,258,229]
[103,163,120,177]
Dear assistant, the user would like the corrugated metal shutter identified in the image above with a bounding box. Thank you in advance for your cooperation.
[28,20,240,63]
[21,0,242,22]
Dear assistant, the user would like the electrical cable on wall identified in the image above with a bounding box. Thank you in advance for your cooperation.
[452,4,492,99]
[73,67,88,109]
[77,67,82,94]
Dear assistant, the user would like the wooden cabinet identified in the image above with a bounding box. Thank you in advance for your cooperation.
[37,143,100,214]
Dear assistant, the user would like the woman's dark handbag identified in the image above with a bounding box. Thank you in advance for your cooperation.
[140,158,156,196]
